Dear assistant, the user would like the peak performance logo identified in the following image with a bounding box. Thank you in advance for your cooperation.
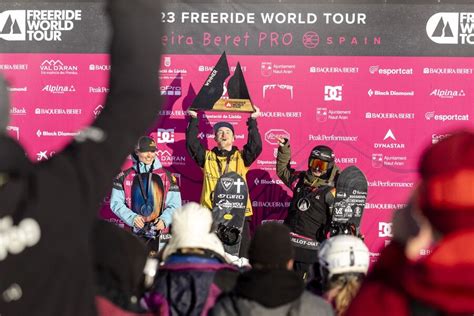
[0,10,81,42]
[426,12,474,44]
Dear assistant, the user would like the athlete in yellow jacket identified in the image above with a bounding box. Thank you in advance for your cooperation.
[186,108,262,255]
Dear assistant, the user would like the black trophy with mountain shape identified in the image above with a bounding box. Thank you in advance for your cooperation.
[190,52,255,113]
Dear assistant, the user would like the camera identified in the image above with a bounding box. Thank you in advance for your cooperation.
[216,223,241,245]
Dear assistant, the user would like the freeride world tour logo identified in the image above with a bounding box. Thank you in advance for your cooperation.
[0,9,81,41]
[426,12,474,44]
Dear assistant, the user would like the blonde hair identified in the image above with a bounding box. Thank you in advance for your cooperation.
[328,274,363,316]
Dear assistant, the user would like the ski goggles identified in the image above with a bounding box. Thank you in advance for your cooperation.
[309,158,330,172]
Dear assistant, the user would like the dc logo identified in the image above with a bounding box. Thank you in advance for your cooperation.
[156,128,175,143]
[324,85,343,101]
[0,10,26,41]
[426,13,459,44]
[378,222,393,238]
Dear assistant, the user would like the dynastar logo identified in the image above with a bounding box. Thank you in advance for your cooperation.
[324,85,343,101]
[430,88,466,99]
[264,129,290,145]
[0,10,81,42]
[156,128,175,143]
[427,12,474,44]
[262,84,294,99]
[373,129,405,149]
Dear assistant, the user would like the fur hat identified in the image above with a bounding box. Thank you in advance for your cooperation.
[162,202,226,260]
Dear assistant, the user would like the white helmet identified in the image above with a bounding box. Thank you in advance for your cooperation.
[318,235,370,278]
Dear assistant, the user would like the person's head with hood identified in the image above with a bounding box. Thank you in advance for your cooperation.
[213,121,235,151]
[417,130,474,236]
[92,220,158,314]
[248,222,295,270]
[133,136,157,166]
[318,235,369,316]
[162,202,227,262]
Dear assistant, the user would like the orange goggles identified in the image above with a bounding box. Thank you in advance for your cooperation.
[309,158,330,172]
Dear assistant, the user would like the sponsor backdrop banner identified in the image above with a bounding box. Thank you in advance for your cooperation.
[1,2,473,259]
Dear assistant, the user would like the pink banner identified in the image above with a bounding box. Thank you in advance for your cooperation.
[1,53,473,258]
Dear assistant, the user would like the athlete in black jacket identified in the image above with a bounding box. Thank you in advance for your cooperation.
[0,0,161,315]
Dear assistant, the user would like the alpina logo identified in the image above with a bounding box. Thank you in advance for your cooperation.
[427,12,474,45]
[430,88,466,99]
[42,84,76,94]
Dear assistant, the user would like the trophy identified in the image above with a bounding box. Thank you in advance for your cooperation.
[190,52,255,113]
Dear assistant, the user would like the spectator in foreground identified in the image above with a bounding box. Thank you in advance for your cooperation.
[0,0,162,314]
[210,222,334,316]
[347,130,474,316]
[145,202,239,316]
[317,235,369,316]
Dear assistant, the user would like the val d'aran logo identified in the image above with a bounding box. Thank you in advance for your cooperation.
[426,12,474,44]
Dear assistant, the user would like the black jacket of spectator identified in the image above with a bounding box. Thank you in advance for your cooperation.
[0,0,161,315]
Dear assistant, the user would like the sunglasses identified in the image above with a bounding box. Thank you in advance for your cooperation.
[309,158,330,172]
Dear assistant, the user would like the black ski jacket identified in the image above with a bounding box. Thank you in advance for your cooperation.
[0,1,161,315]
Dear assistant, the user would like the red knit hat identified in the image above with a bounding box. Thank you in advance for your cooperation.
[418,130,474,234]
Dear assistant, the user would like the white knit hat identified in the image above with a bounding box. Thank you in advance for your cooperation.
[162,202,226,261]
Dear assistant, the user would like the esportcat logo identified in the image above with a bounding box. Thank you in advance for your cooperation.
[0,9,81,41]
[426,12,474,44]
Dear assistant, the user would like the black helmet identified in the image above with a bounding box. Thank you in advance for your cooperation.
[308,145,335,173]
